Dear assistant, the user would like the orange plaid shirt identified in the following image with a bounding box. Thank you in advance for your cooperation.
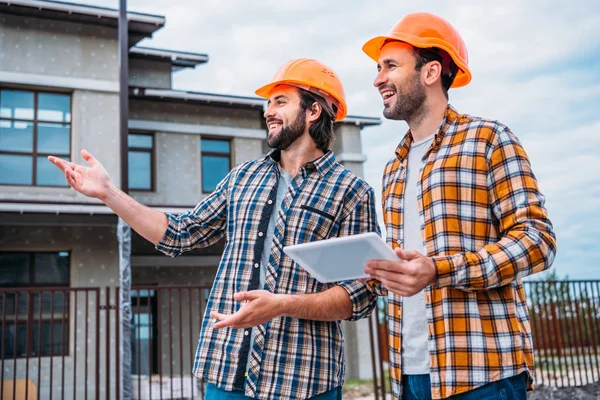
[379,105,556,399]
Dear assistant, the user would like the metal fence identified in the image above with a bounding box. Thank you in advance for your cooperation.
[3,280,600,399]
[366,280,600,400]
[0,285,210,400]
[525,280,600,387]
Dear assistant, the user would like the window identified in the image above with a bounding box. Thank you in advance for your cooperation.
[0,252,70,357]
[201,138,231,193]
[128,133,154,191]
[0,89,71,186]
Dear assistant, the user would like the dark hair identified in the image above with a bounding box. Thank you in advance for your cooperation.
[298,89,336,152]
[413,47,458,99]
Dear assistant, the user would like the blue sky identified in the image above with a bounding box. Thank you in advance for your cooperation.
[81,0,600,279]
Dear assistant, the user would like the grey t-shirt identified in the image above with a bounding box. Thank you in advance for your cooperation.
[401,134,434,374]
[246,168,294,372]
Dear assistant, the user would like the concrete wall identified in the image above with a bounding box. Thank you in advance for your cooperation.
[0,14,118,81]
[129,58,172,89]
[129,99,264,130]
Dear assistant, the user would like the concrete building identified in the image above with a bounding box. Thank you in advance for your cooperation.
[0,1,383,398]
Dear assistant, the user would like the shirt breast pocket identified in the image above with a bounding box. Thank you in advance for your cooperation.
[294,204,338,241]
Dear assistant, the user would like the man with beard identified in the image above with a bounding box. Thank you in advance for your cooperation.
[360,13,556,400]
[48,58,379,400]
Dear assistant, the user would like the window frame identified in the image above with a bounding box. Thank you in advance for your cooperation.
[127,132,155,192]
[200,137,232,194]
[0,86,72,188]
[0,251,71,358]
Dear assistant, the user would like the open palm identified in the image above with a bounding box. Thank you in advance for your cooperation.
[48,150,111,200]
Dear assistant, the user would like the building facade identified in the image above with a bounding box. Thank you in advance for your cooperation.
[0,1,383,398]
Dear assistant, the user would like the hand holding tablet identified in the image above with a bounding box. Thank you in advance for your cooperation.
[283,232,400,283]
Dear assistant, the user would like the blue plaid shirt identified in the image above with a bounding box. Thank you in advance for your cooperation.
[156,150,380,399]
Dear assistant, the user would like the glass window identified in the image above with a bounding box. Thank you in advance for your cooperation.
[0,120,34,152]
[128,133,154,191]
[201,138,231,193]
[0,154,33,185]
[37,93,71,123]
[0,90,34,120]
[0,252,70,357]
[0,89,71,186]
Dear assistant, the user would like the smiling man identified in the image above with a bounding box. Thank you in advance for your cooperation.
[48,58,379,400]
[361,12,557,400]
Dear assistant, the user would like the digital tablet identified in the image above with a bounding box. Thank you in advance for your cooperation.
[283,232,400,283]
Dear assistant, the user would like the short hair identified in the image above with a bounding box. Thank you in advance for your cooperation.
[413,47,458,98]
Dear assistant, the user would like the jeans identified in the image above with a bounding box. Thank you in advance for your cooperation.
[402,372,527,400]
[204,383,342,400]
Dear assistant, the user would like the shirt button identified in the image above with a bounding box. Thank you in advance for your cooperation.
[258,232,263,237]
[245,330,249,336]
[268,200,273,204]
[254,263,259,268]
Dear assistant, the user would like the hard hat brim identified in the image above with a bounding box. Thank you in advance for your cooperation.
[255,80,347,121]
[362,35,472,88]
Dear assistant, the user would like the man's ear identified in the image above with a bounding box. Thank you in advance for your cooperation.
[422,61,442,87]
[307,102,322,123]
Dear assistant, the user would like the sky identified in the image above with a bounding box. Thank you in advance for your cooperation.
[77,0,600,279]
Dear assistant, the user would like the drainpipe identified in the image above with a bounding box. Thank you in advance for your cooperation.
[118,0,132,398]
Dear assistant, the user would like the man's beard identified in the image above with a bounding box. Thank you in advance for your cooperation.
[383,71,427,123]
[267,108,307,150]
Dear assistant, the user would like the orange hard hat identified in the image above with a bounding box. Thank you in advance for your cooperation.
[362,12,471,88]
[255,58,348,121]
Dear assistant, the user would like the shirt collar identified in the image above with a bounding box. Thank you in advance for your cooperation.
[264,149,337,178]
[395,104,459,162]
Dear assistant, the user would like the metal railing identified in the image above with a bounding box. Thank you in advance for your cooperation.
[366,280,600,400]
[0,285,211,400]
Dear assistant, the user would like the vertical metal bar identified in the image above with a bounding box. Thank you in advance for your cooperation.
[546,282,561,386]
[106,287,111,400]
[96,289,101,400]
[137,290,142,400]
[85,290,89,400]
[537,283,552,386]
[578,282,594,383]
[179,289,184,397]
[13,291,19,400]
[572,282,587,384]
[38,291,43,400]
[378,319,386,400]
[1,292,6,398]
[74,291,78,400]
[528,283,542,386]
[148,290,153,400]
[586,282,600,381]
[50,290,55,400]
[157,289,163,400]
[188,289,194,399]
[551,282,568,387]
[61,290,67,400]
[116,288,121,400]
[25,292,31,400]
[564,282,584,385]
[118,0,132,397]
[367,313,379,400]
[169,288,173,399]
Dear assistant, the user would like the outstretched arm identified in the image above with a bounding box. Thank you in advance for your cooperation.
[49,150,168,244]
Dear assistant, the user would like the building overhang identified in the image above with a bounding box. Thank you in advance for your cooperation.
[129,47,209,72]
[0,0,165,46]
